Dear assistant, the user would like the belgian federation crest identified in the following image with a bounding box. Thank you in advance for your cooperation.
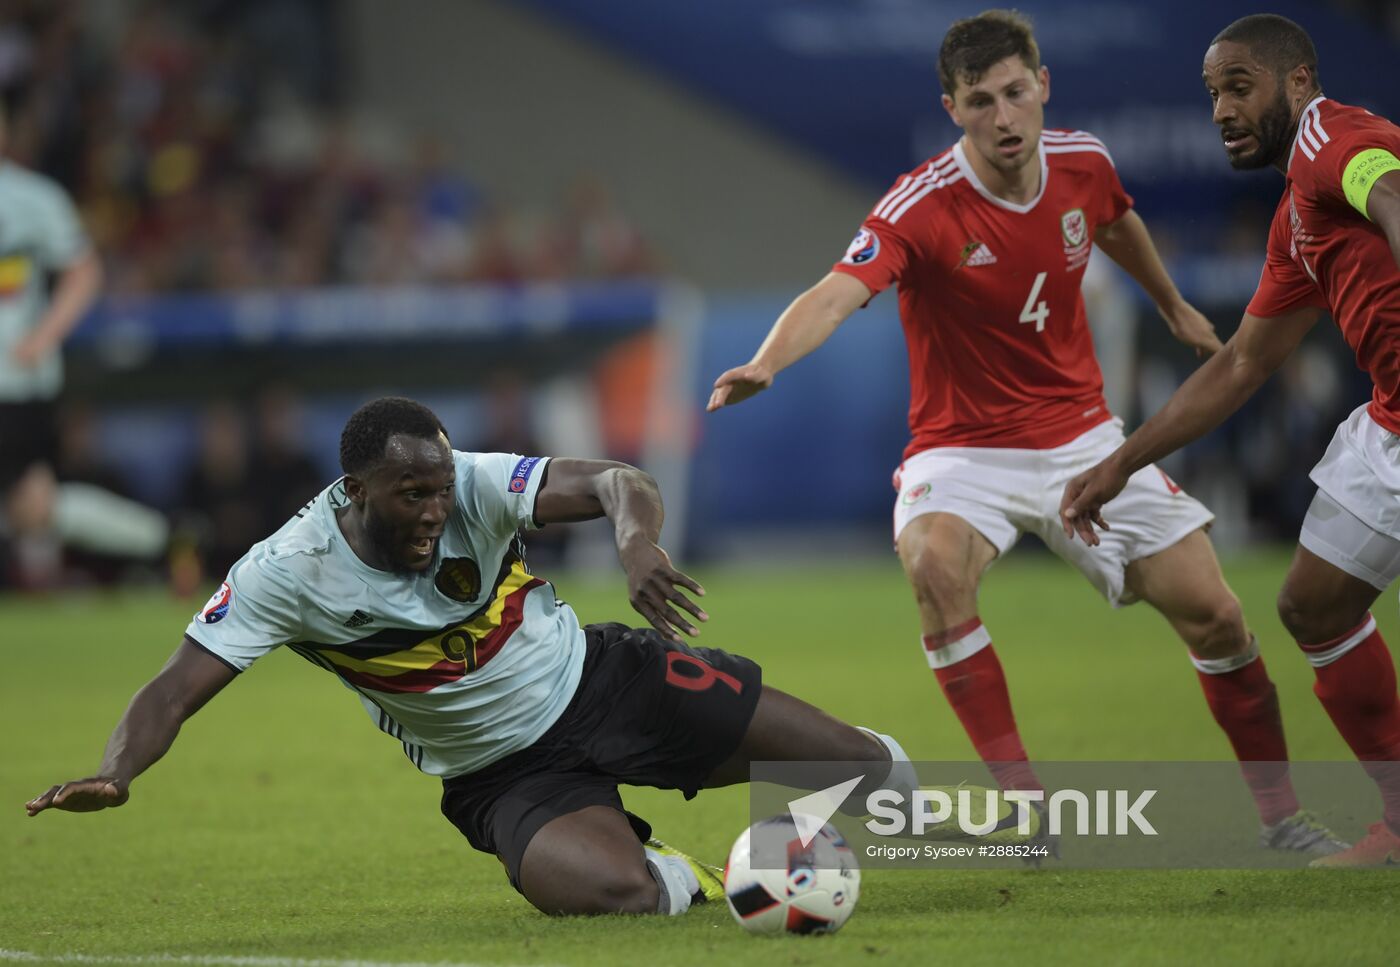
[1060,208,1087,249]
[435,557,482,602]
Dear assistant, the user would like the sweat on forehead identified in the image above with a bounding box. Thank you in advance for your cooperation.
[376,432,450,472]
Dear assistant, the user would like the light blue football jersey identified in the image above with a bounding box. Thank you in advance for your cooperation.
[0,161,89,402]
[184,451,585,778]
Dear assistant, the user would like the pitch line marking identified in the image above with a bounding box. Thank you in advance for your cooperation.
[0,951,557,967]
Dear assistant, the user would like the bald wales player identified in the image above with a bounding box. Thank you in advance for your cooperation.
[1062,14,1400,867]
[26,396,922,917]
[709,9,1342,856]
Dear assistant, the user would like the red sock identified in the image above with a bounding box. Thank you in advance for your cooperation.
[1300,615,1400,834]
[1192,643,1299,825]
[926,619,1041,792]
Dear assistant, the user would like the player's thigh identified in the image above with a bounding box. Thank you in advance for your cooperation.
[517,804,656,916]
[1283,516,1390,643]
[892,447,1023,577]
[1123,528,1246,655]
[1287,408,1400,640]
[896,511,1000,582]
[441,759,643,897]
[890,447,1013,626]
[1042,460,1214,607]
[577,623,763,794]
[703,685,886,788]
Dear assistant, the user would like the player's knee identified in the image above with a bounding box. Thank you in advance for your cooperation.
[1187,595,1248,660]
[532,864,658,916]
[1276,584,1339,644]
[593,863,661,915]
[903,548,976,619]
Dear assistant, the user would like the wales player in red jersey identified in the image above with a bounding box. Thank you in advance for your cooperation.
[709,10,1342,856]
[1063,13,1400,866]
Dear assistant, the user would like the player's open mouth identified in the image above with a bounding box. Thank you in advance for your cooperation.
[407,536,438,559]
[997,136,1023,156]
[1222,130,1254,152]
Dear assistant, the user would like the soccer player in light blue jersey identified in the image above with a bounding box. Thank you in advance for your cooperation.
[0,101,166,586]
[26,397,919,917]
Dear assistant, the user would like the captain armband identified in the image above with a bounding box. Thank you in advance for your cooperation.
[1342,148,1400,219]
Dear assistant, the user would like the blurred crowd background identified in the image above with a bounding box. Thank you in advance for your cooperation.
[1,0,1397,591]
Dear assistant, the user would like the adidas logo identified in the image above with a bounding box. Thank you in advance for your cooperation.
[966,243,997,266]
[343,610,374,629]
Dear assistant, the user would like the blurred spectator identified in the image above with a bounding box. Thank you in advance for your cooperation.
[0,4,657,294]
[178,399,261,578]
[247,385,323,533]
[473,373,571,570]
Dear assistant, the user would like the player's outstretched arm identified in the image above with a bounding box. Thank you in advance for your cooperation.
[1093,211,1223,358]
[707,272,871,411]
[1059,306,1320,545]
[25,638,237,816]
[534,458,707,641]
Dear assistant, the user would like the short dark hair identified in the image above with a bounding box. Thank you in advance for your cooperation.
[938,9,1040,97]
[1213,14,1320,89]
[340,397,448,476]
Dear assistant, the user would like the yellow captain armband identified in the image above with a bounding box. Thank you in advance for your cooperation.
[1342,148,1400,218]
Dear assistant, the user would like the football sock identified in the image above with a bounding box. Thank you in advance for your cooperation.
[926,619,1041,792]
[1299,614,1400,835]
[53,483,169,558]
[644,846,698,915]
[1191,636,1299,825]
[855,727,920,802]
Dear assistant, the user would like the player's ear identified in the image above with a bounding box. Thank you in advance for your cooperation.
[941,92,962,127]
[1038,65,1051,104]
[1287,63,1314,102]
[343,474,367,506]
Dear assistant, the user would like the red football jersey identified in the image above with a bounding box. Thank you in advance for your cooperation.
[833,130,1133,457]
[1246,97,1400,435]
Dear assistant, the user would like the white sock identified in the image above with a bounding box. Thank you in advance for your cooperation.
[643,847,697,916]
[858,727,921,801]
[52,483,169,559]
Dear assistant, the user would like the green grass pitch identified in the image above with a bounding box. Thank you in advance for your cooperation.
[2,549,1397,966]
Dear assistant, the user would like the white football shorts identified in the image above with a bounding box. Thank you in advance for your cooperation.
[1300,403,1400,590]
[892,419,1215,606]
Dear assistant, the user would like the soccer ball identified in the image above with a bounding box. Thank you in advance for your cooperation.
[723,815,860,935]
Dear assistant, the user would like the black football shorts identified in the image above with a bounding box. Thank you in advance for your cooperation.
[0,401,57,491]
[440,622,762,890]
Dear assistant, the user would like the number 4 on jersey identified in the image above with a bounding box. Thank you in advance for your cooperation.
[1019,271,1049,332]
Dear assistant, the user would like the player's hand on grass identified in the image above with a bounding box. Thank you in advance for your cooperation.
[25,776,129,816]
[707,363,774,411]
[1161,301,1223,358]
[619,539,708,641]
[1060,458,1130,546]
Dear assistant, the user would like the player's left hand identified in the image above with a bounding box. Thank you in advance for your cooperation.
[1161,301,1222,358]
[1059,457,1130,546]
[25,776,129,816]
[618,539,708,641]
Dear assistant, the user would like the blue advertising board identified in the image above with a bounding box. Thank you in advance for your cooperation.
[517,0,1398,244]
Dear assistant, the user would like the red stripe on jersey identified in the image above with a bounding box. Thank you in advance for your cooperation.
[326,578,544,693]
